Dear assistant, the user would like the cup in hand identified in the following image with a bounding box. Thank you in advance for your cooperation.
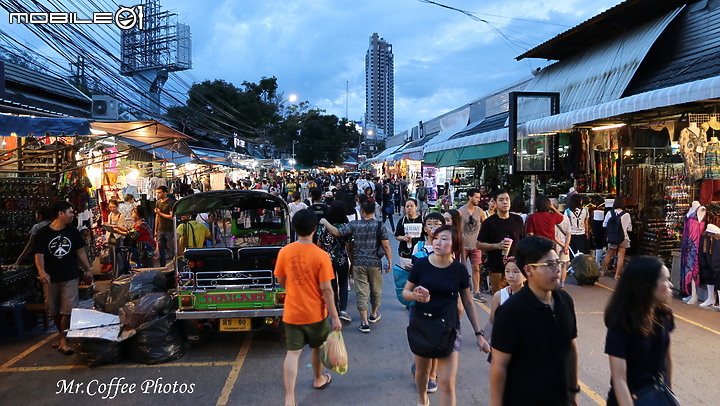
[502,238,513,256]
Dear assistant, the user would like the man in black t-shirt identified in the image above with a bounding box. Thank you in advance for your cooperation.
[490,236,579,406]
[307,188,328,219]
[34,200,93,354]
[154,185,176,266]
[476,190,525,294]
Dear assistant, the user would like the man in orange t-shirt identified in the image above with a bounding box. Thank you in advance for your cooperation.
[275,209,342,406]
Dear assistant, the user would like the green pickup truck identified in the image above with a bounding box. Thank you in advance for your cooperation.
[172,190,289,340]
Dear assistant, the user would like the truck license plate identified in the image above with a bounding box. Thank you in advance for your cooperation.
[219,318,251,331]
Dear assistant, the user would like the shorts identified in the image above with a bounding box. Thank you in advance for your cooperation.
[608,240,630,250]
[284,319,330,351]
[465,249,483,266]
[44,278,79,317]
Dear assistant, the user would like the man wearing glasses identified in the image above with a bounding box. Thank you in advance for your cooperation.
[489,235,579,406]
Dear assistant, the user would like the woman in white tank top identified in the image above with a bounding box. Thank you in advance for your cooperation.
[485,257,527,346]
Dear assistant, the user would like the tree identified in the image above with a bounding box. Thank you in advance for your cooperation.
[166,77,281,148]
[295,114,357,166]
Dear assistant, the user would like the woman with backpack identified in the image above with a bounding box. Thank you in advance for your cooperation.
[381,183,396,232]
[601,197,632,280]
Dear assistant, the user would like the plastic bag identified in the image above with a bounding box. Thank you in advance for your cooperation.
[127,314,185,364]
[119,293,173,330]
[319,330,348,375]
[74,338,122,368]
[104,270,167,314]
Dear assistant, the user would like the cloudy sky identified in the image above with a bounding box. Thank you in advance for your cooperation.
[4,0,623,133]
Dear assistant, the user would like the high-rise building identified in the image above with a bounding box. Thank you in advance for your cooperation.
[365,33,394,141]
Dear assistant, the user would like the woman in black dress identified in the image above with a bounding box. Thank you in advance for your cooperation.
[403,225,490,406]
[604,255,675,406]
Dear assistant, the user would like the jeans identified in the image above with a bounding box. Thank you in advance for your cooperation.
[382,209,395,232]
[353,265,383,312]
[157,231,175,267]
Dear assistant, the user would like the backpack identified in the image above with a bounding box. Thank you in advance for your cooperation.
[605,210,627,245]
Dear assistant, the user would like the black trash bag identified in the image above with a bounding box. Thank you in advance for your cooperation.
[104,270,167,314]
[93,290,109,312]
[128,314,185,364]
[119,293,174,330]
[74,338,122,368]
[570,254,601,286]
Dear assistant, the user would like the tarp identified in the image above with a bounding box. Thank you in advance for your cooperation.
[0,114,90,137]
[118,136,194,165]
[456,142,508,162]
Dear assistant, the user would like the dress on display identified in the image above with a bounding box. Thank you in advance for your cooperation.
[680,212,705,295]
[679,126,705,182]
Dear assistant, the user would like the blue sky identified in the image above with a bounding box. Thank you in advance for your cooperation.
[2,0,623,134]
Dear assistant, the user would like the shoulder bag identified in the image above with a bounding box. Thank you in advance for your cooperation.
[632,375,680,406]
[406,262,459,358]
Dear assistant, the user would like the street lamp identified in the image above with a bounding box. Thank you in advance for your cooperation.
[291,140,299,172]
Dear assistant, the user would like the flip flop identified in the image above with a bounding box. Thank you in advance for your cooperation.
[313,373,332,390]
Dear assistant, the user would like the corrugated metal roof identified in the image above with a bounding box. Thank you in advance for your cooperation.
[625,1,720,95]
[517,0,688,60]
[449,112,508,141]
[4,61,90,102]
[425,128,507,154]
[517,6,684,124]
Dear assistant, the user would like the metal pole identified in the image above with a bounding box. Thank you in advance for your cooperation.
[530,175,537,214]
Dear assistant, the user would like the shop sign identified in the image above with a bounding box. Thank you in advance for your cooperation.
[9,5,144,30]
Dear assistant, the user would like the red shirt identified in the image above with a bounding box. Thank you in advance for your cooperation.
[525,211,564,241]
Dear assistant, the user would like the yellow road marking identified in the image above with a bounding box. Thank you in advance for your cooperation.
[216,332,253,406]
[475,298,604,405]
[0,333,57,370]
[597,282,720,336]
[0,361,236,373]
[579,381,606,405]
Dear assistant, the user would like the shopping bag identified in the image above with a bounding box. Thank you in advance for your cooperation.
[319,330,348,375]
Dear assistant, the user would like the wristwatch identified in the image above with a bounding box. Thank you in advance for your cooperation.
[569,385,581,393]
[474,329,485,337]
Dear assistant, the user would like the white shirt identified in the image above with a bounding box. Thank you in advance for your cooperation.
[289,201,308,218]
[564,208,588,235]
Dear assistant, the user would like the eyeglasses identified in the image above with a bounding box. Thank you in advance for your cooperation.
[526,260,566,270]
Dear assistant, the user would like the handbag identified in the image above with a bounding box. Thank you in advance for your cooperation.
[632,376,680,406]
[406,305,457,358]
[108,233,118,246]
[406,263,459,358]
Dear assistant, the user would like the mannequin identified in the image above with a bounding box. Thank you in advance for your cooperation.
[699,223,720,307]
[708,115,720,130]
[681,201,706,305]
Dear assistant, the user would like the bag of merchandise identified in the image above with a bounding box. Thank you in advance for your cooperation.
[319,330,348,375]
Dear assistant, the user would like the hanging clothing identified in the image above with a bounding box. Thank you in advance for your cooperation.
[699,232,720,286]
[679,126,705,182]
[704,144,720,179]
[680,212,705,295]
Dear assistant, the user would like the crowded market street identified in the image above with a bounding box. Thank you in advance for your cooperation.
[1,233,719,406]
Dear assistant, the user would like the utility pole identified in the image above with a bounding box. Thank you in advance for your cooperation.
[345,80,349,120]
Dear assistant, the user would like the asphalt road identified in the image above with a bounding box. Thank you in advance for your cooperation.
[2,227,720,406]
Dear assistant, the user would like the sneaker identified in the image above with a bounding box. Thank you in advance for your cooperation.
[368,313,382,323]
[473,292,486,303]
[358,323,370,333]
[427,379,438,393]
[339,311,352,322]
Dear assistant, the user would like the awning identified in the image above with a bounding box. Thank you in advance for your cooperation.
[425,128,507,154]
[367,143,403,163]
[117,136,195,165]
[0,114,90,137]
[524,74,720,134]
[457,142,508,161]
[90,121,192,144]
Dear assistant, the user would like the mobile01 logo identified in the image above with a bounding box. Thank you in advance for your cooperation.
[9,5,144,30]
